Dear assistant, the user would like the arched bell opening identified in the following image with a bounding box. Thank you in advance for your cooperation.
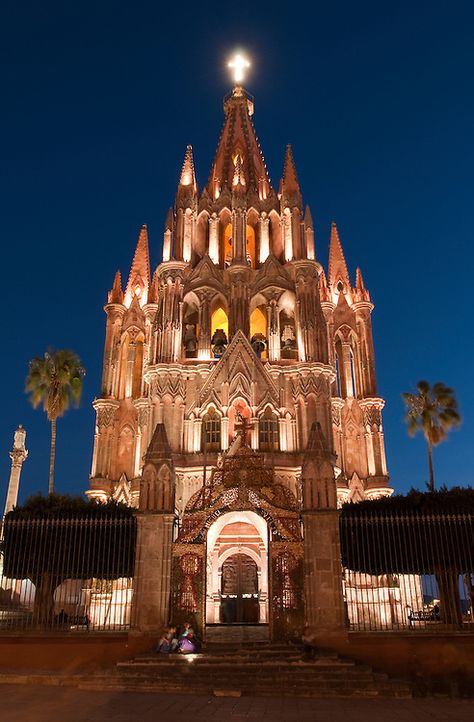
[182,293,200,358]
[278,291,297,360]
[205,511,269,625]
[210,303,229,358]
[249,305,267,359]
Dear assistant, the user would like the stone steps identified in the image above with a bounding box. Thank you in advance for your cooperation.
[110,642,411,698]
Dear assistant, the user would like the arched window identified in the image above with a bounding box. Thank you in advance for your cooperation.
[202,409,221,452]
[259,409,279,451]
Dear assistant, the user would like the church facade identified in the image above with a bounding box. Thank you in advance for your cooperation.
[87,82,394,636]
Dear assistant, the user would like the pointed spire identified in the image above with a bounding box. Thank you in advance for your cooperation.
[282,144,300,194]
[355,266,371,302]
[304,205,315,260]
[144,423,172,464]
[328,222,350,291]
[108,271,123,304]
[319,268,331,303]
[306,422,331,458]
[206,88,272,198]
[179,145,197,190]
[165,207,174,231]
[125,224,151,307]
[355,267,365,290]
[148,270,159,304]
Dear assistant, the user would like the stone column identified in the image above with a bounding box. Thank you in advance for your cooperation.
[208,213,219,264]
[266,299,280,362]
[133,512,175,632]
[197,293,211,360]
[134,423,176,633]
[251,418,258,450]
[258,213,270,264]
[221,417,229,451]
[302,423,346,640]
[91,399,119,478]
[232,208,246,263]
[3,426,28,516]
[302,510,345,633]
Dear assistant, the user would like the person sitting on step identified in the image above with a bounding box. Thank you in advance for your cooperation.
[156,625,178,653]
[178,622,200,654]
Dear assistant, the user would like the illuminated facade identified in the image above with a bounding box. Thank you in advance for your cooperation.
[87,78,395,635]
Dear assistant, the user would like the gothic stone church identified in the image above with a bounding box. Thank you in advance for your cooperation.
[87,83,393,638]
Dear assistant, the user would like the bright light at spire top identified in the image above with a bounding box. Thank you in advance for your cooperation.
[228,53,250,85]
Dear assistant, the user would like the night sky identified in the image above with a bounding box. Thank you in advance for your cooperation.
[1,1,473,504]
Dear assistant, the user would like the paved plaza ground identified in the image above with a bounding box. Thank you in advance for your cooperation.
[2,684,474,722]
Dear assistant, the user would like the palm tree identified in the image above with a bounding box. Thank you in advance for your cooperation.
[26,349,85,494]
[402,381,461,492]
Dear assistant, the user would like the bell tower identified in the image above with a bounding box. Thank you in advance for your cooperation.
[88,57,391,524]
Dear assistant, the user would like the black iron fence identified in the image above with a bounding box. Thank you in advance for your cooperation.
[340,512,474,631]
[0,516,136,631]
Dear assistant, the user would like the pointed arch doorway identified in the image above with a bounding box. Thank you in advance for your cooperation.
[205,511,269,625]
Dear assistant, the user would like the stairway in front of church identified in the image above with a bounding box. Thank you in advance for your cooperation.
[78,626,412,698]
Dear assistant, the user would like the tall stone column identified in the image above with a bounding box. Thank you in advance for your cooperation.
[228,269,250,339]
[134,513,175,632]
[232,207,246,263]
[155,267,185,363]
[101,305,125,397]
[134,423,176,633]
[91,399,119,478]
[197,292,211,360]
[258,212,270,263]
[266,298,280,361]
[3,426,28,516]
[208,213,219,264]
[301,422,346,639]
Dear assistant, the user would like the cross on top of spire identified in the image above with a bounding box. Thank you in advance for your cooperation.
[228,53,250,85]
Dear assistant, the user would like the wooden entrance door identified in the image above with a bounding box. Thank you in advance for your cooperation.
[220,553,259,624]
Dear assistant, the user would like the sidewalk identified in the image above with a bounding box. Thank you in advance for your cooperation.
[2,684,474,722]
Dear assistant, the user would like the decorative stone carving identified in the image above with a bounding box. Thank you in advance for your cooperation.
[363,406,382,429]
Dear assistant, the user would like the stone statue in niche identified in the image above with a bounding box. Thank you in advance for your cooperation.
[211,329,228,357]
[250,333,266,358]
[184,324,198,355]
[281,324,296,349]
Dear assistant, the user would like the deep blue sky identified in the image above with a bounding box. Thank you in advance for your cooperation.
[1,0,473,504]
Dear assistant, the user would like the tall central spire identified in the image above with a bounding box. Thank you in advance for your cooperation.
[206,68,273,201]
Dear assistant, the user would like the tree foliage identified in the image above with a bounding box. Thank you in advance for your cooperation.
[2,496,136,625]
[340,487,474,625]
[402,381,461,491]
[25,349,85,494]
